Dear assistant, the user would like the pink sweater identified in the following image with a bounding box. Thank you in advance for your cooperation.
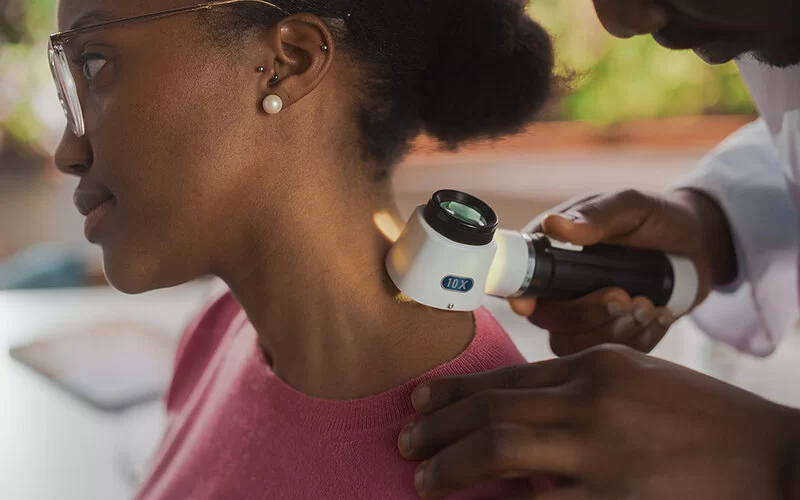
[135,291,534,499]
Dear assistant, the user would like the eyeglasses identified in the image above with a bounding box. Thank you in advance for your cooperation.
[48,0,287,137]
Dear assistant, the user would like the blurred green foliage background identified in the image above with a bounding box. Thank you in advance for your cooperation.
[0,0,756,158]
[530,0,755,123]
[1,0,57,149]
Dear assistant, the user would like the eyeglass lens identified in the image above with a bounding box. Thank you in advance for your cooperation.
[48,40,85,136]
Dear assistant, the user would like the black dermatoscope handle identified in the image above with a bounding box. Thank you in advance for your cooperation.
[522,235,675,306]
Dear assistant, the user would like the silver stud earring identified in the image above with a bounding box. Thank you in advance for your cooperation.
[262,95,283,115]
[256,66,265,72]
[269,73,279,84]
[320,43,328,52]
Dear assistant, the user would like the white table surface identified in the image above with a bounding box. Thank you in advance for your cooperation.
[1,282,211,500]
[3,282,800,500]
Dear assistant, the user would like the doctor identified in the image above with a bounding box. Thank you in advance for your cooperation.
[399,1,800,498]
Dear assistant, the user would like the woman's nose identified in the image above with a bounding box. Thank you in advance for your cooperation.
[54,126,92,176]
[592,0,669,38]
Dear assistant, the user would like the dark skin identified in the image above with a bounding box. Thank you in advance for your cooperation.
[54,0,476,400]
[591,0,800,67]
[400,1,800,498]
[402,346,800,500]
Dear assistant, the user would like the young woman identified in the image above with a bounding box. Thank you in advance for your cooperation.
[49,0,555,497]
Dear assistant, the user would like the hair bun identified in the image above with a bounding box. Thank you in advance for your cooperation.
[419,0,554,146]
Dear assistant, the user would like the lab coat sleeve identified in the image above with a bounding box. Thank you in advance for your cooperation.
[672,119,799,356]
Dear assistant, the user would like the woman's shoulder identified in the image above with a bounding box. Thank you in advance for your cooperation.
[173,280,239,355]
[473,307,523,354]
[164,279,245,413]
[440,307,527,374]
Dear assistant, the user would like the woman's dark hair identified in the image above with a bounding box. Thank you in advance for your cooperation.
[207,0,554,178]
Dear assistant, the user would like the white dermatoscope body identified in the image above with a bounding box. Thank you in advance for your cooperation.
[386,190,699,315]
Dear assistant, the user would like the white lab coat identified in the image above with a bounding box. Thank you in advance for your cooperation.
[676,56,800,356]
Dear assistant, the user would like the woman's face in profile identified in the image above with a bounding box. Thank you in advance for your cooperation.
[54,0,283,293]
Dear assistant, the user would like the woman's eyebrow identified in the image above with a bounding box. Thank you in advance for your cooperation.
[70,10,117,30]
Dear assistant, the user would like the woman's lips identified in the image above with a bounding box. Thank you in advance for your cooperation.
[74,188,114,216]
[83,197,115,241]
[74,186,116,241]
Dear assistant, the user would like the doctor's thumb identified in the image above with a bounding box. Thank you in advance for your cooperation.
[540,190,653,247]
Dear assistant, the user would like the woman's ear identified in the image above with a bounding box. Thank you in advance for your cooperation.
[260,14,335,109]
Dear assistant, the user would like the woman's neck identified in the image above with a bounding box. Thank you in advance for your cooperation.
[216,184,476,399]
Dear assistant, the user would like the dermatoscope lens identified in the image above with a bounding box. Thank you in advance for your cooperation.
[440,200,488,227]
[423,190,498,246]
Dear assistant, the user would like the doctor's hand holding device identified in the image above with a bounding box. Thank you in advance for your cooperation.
[386,189,699,315]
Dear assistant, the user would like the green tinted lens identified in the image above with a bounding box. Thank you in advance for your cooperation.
[440,200,487,227]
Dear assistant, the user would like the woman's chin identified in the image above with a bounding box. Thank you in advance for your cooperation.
[102,252,186,295]
[104,269,161,295]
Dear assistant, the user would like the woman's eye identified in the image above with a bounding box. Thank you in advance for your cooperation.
[81,56,108,82]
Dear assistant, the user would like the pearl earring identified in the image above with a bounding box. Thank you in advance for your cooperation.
[262,94,283,115]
